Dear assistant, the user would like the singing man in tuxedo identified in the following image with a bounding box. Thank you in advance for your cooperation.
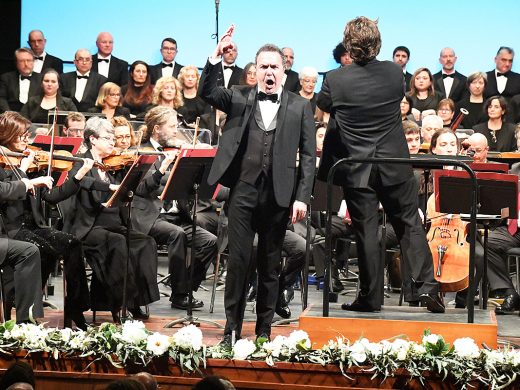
[0,48,42,113]
[150,38,184,84]
[485,47,520,99]
[27,30,63,74]
[91,32,129,86]
[392,46,412,91]
[317,16,444,314]
[433,47,467,102]
[199,33,315,343]
[281,47,300,93]
[60,49,107,112]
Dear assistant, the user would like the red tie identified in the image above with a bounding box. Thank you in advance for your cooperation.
[508,193,520,236]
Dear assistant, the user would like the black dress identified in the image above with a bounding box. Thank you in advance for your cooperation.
[64,155,160,311]
[472,122,517,152]
[456,97,486,129]
[177,94,212,124]
[408,91,443,114]
[121,85,152,118]
[20,95,77,124]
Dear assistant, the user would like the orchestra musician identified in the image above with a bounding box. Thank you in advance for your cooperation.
[65,116,160,321]
[0,111,94,329]
[317,16,444,313]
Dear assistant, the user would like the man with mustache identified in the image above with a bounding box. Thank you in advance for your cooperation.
[199,27,315,346]
[433,47,467,102]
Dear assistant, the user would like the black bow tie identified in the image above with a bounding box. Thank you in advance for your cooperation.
[34,56,44,61]
[257,92,279,103]
[162,63,173,68]
[442,74,454,79]
[98,58,109,63]
[77,75,89,80]
[497,71,509,77]
[20,75,31,81]
[224,65,235,70]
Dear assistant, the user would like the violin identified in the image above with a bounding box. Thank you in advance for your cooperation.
[25,146,106,172]
[426,194,469,292]
[102,151,138,171]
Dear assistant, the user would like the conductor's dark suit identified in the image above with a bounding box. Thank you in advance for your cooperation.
[317,59,437,310]
[60,71,107,112]
[91,55,129,86]
[433,71,467,102]
[0,72,42,113]
[199,59,315,337]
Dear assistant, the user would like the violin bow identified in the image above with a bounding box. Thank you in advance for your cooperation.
[47,106,59,178]
[193,116,200,147]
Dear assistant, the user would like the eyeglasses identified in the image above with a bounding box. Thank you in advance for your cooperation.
[161,47,177,52]
[18,133,30,141]
[98,136,115,143]
[115,135,131,141]
[66,128,84,136]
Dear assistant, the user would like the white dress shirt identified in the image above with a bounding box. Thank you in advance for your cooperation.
[222,63,235,88]
[33,52,46,73]
[496,69,508,94]
[442,72,455,98]
[97,55,111,78]
[258,86,282,129]
[161,62,175,78]
[75,71,90,102]
[19,75,31,104]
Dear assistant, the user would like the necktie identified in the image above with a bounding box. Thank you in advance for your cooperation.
[34,56,44,61]
[20,75,30,81]
[77,75,89,80]
[442,74,453,79]
[162,63,173,68]
[497,72,509,77]
[224,65,235,70]
[257,91,279,103]
[98,58,109,63]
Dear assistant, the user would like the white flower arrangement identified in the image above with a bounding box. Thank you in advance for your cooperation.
[0,321,518,388]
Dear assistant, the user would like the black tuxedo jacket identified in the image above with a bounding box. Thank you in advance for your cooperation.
[91,54,129,86]
[404,71,412,92]
[284,69,300,93]
[199,60,315,208]
[433,70,467,102]
[215,64,243,88]
[41,53,64,74]
[0,71,42,112]
[150,62,183,84]
[484,70,520,99]
[317,59,412,188]
[60,71,108,112]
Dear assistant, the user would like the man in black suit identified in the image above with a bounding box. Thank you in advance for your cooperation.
[317,17,443,314]
[0,48,42,113]
[60,49,107,112]
[485,47,520,99]
[150,38,184,84]
[282,47,300,93]
[27,30,63,74]
[392,46,412,91]
[91,32,128,86]
[433,47,467,102]
[199,33,315,342]
[132,106,217,309]
[218,43,243,88]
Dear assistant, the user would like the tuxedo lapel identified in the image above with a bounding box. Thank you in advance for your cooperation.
[274,91,289,144]
[241,88,256,133]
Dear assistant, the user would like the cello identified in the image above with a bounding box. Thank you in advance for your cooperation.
[426,193,470,292]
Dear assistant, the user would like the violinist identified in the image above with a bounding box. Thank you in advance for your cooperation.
[131,106,217,310]
[65,116,160,321]
[0,111,94,329]
[427,128,484,308]
[20,69,77,124]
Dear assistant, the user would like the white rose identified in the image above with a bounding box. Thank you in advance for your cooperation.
[233,339,256,360]
[453,337,480,359]
[287,330,311,350]
[349,341,367,364]
[60,328,73,343]
[146,333,171,356]
[172,325,203,351]
[422,334,440,345]
[411,344,426,355]
[121,320,148,344]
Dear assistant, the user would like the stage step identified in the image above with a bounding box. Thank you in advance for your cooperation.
[299,304,497,349]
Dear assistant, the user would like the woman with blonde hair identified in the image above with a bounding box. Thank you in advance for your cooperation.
[152,76,183,109]
[111,115,138,151]
[177,65,211,125]
[89,82,131,120]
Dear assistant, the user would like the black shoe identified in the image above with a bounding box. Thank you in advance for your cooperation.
[170,295,204,309]
[65,310,88,331]
[332,278,344,293]
[495,294,520,315]
[275,292,291,319]
[341,299,380,312]
[408,300,420,307]
[219,333,237,349]
[128,306,149,320]
[420,293,445,313]
[111,310,121,323]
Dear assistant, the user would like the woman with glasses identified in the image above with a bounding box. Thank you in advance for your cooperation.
[436,98,456,127]
[111,116,137,152]
[0,111,94,330]
[298,67,319,116]
[20,69,77,124]
[88,82,130,120]
[64,116,160,322]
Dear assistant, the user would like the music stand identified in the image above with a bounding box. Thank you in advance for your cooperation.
[434,170,518,309]
[160,148,223,329]
[105,155,157,322]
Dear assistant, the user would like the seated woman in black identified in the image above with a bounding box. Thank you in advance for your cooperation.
[0,111,93,329]
[65,116,160,321]
[472,96,516,152]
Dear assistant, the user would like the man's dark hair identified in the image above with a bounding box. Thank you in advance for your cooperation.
[0,361,35,389]
[332,42,348,64]
[393,45,410,58]
[343,17,381,65]
[255,43,286,68]
[496,46,514,56]
[161,37,177,48]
